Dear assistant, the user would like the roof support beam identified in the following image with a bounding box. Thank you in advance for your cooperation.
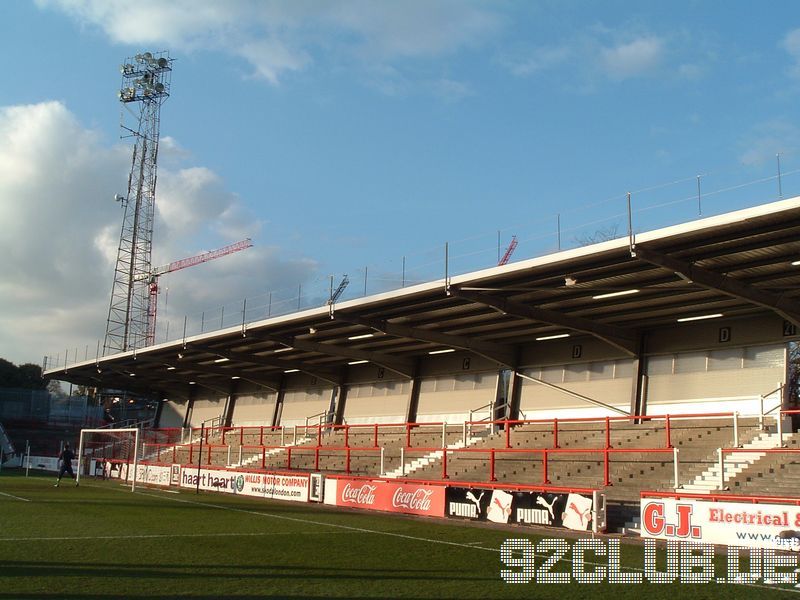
[635,246,800,327]
[248,332,417,379]
[136,356,281,392]
[102,366,207,397]
[450,286,640,356]
[187,343,342,386]
[334,314,517,367]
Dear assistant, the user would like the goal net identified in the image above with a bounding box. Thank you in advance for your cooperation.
[78,428,140,491]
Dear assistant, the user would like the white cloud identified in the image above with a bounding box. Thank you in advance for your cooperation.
[500,46,571,77]
[738,119,800,166]
[677,63,704,80]
[500,31,674,86]
[0,101,316,366]
[600,36,664,80]
[430,78,474,103]
[782,28,800,78]
[36,0,501,86]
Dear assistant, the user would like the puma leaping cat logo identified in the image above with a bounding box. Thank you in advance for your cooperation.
[536,495,556,520]
[466,490,484,512]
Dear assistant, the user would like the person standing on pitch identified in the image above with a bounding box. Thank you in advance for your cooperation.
[55,442,78,487]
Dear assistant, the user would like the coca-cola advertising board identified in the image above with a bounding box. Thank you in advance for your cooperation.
[334,478,445,517]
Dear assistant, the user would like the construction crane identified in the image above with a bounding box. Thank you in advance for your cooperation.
[498,235,518,266]
[145,238,253,345]
[328,275,350,305]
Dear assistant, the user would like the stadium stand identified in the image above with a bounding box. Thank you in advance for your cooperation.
[45,197,800,531]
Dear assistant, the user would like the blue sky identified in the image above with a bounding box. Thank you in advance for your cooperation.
[2,1,800,367]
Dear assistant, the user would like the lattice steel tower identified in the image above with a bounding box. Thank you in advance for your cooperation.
[104,51,173,354]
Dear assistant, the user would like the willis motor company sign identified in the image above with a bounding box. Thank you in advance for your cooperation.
[331,478,445,517]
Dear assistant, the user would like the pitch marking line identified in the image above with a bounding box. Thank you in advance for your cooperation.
[0,490,30,502]
[0,530,361,542]
[55,480,800,595]
[130,487,800,595]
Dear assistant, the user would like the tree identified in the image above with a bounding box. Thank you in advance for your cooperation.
[18,363,47,390]
[0,358,20,388]
[0,359,47,390]
[47,380,64,396]
[71,384,89,397]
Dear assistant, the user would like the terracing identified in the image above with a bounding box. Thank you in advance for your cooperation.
[134,410,783,529]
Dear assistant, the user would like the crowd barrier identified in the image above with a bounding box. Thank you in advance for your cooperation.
[98,459,606,533]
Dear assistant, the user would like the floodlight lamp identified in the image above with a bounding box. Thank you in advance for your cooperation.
[154,82,165,93]
[157,57,168,68]
[142,52,153,61]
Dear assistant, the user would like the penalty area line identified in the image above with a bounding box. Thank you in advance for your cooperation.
[0,490,31,502]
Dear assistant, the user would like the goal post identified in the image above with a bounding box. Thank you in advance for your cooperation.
[77,428,140,491]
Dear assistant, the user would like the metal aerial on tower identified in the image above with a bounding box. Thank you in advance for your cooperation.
[104,51,173,355]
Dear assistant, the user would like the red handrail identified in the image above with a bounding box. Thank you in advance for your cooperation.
[403,445,674,486]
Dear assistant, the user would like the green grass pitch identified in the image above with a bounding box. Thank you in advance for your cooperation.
[0,471,794,599]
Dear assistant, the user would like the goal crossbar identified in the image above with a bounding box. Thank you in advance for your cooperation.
[78,428,140,491]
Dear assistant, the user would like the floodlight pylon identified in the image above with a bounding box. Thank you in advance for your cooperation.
[104,51,173,354]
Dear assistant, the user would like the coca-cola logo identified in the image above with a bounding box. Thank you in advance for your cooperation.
[392,487,434,511]
[341,483,377,505]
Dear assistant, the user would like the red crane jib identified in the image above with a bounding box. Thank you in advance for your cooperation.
[152,238,253,277]
[498,236,518,266]
[145,238,253,345]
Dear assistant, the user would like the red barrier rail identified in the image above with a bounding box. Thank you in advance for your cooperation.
[238,443,382,473]
[468,411,739,450]
[403,445,675,485]
[175,410,746,454]
[196,421,454,450]
[141,442,180,464]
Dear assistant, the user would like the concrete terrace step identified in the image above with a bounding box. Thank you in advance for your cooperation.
[383,435,484,479]
[679,431,782,493]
